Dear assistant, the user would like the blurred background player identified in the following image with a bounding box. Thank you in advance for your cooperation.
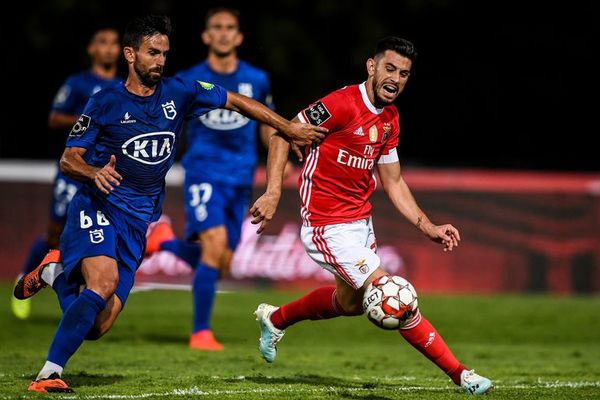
[171,7,290,351]
[250,37,493,395]
[10,26,121,320]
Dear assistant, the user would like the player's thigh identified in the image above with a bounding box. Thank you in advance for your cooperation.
[198,225,229,267]
[60,194,118,291]
[301,219,381,290]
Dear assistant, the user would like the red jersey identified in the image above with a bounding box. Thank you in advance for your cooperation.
[297,83,400,226]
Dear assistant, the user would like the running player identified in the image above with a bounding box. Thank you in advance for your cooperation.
[250,36,493,395]
[174,7,289,351]
[14,15,326,393]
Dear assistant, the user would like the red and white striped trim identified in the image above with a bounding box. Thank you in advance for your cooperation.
[400,310,422,330]
[311,226,357,288]
[300,145,320,226]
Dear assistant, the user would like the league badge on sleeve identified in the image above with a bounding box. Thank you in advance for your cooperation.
[303,101,332,126]
[69,115,91,137]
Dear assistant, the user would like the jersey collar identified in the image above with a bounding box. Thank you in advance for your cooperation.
[359,82,383,115]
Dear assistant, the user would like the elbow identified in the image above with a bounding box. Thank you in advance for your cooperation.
[59,154,72,176]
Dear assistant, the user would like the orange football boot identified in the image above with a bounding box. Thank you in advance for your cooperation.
[28,372,73,393]
[13,249,61,300]
[189,329,224,351]
[145,216,176,256]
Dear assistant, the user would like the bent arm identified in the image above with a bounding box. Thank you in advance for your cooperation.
[60,147,122,195]
[377,160,460,251]
[377,161,432,233]
[60,147,99,181]
[225,91,327,145]
[48,112,79,131]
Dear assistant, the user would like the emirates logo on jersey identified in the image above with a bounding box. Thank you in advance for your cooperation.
[336,149,375,170]
[121,131,175,165]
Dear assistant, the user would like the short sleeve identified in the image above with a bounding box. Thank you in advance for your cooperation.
[184,79,227,120]
[65,97,102,149]
[296,90,351,131]
[51,77,83,115]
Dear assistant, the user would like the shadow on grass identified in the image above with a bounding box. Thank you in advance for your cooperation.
[140,333,188,344]
[228,374,397,399]
[67,371,124,387]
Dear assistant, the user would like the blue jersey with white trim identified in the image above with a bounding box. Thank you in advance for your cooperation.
[177,60,273,185]
[52,70,120,116]
[66,77,227,223]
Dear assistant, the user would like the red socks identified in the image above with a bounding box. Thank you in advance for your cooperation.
[270,286,349,330]
[400,314,465,385]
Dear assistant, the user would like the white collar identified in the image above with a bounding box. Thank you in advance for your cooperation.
[359,82,383,114]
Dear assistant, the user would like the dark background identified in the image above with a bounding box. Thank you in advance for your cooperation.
[2,0,598,170]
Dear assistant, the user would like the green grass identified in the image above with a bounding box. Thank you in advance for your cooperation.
[1,283,599,399]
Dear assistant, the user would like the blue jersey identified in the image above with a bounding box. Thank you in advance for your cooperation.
[177,60,273,186]
[52,70,120,116]
[65,77,227,223]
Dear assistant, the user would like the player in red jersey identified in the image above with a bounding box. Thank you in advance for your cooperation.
[251,37,492,395]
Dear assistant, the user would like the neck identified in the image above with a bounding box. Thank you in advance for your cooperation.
[91,64,117,80]
[206,51,238,74]
[124,74,156,97]
[364,78,384,109]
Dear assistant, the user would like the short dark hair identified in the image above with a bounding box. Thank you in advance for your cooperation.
[123,15,172,49]
[374,36,417,62]
[205,7,241,28]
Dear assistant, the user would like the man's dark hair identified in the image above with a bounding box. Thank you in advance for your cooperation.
[374,37,417,62]
[123,15,172,49]
[205,7,241,28]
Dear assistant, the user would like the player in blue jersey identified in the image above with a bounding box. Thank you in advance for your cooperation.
[14,15,326,393]
[10,27,121,320]
[171,7,292,351]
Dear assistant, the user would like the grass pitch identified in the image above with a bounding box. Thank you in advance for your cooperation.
[1,283,599,399]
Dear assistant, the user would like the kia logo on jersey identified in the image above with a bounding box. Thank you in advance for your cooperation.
[199,109,250,130]
[121,131,175,165]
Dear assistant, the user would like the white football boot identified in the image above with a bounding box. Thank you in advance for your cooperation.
[254,303,285,363]
[460,369,493,395]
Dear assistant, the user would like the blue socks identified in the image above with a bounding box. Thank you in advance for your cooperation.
[159,239,201,268]
[47,289,106,368]
[22,237,50,274]
[192,263,219,332]
[52,273,80,312]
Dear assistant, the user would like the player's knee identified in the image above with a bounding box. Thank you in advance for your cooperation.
[89,274,118,300]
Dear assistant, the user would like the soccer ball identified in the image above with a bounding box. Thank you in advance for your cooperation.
[362,275,418,330]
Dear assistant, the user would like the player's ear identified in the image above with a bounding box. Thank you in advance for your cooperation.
[201,30,210,46]
[234,31,244,47]
[366,58,376,77]
[123,47,136,64]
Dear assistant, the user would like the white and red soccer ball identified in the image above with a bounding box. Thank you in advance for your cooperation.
[362,275,418,330]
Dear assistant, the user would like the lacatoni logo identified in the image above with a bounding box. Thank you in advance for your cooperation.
[199,109,249,130]
[336,149,375,170]
[121,131,175,165]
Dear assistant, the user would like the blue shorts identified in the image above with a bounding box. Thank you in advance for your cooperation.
[184,176,252,250]
[49,170,82,224]
[59,191,147,306]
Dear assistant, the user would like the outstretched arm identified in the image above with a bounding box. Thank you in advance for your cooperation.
[249,127,292,233]
[225,91,327,147]
[377,160,460,251]
[60,147,122,195]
